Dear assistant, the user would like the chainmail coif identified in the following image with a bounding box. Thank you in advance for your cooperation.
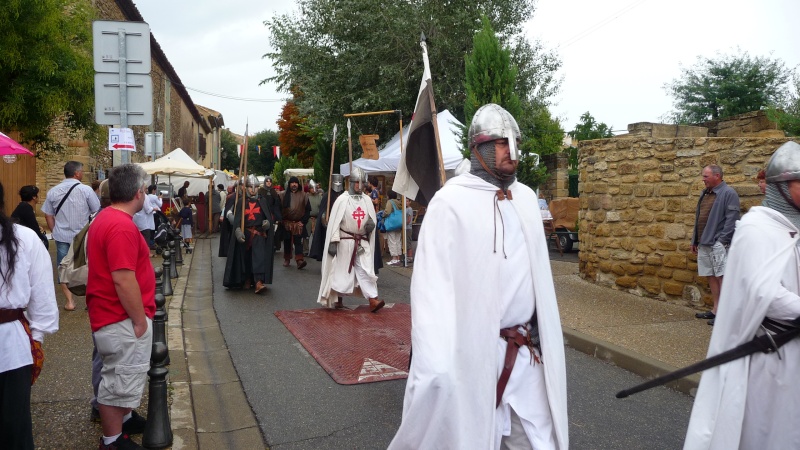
[763,182,800,230]
[470,141,516,191]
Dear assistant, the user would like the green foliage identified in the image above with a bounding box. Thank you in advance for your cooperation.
[312,132,348,190]
[767,72,800,136]
[247,129,280,176]
[464,16,521,123]
[664,49,792,123]
[263,0,557,143]
[568,112,614,141]
[220,129,241,171]
[0,0,98,147]
[461,16,563,189]
[272,155,301,188]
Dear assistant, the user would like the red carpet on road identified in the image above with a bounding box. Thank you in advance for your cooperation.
[275,303,411,385]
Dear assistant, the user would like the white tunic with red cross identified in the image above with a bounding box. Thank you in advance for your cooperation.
[317,192,378,306]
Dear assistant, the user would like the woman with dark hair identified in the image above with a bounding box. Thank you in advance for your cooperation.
[11,185,48,248]
[0,181,59,449]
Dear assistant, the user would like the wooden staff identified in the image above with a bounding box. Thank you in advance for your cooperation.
[324,124,338,226]
[239,126,249,235]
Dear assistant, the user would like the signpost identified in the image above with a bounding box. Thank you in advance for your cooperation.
[92,20,153,165]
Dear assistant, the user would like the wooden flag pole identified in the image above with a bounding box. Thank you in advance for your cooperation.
[239,126,249,234]
[396,112,408,266]
[324,125,338,226]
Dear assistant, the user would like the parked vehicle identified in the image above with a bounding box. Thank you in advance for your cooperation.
[549,198,579,251]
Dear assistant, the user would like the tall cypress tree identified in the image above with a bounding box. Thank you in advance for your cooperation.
[464,16,522,125]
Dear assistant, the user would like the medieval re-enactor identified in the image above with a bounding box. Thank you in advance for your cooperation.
[317,168,384,313]
[309,174,344,261]
[223,175,280,293]
[389,104,568,449]
[279,176,311,269]
[684,141,800,450]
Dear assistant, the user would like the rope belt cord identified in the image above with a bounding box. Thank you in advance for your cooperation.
[340,230,367,273]
[496,325,538,408]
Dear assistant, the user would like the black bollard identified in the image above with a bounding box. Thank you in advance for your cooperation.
[154,266,163,298]
[174,236,184,266]
[161,250,173,297]
[141,341,172,448]
[168,241,178,279]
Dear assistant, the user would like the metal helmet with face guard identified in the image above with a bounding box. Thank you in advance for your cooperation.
[349,167,366,195]
[468,103,521,161]
[331,174,344,193]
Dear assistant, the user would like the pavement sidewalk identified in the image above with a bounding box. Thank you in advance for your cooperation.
[33,239,711,449]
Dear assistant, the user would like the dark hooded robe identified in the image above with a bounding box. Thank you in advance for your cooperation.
[218,194,235,257]
[309,189,341,261]
[223,192,280,288]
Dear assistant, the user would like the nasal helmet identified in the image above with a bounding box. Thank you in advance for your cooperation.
[468,103,521,161]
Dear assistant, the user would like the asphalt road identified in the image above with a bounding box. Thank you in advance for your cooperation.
[211,237,692,449]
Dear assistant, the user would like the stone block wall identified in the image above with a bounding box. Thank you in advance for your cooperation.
[578,135,799,307]
[541,152,570,200]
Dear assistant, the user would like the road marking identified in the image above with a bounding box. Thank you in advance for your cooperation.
[357,358,408,382]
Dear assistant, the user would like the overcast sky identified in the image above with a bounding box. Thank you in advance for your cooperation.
[132,0,799,137]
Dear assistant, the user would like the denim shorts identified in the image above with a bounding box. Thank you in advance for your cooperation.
[55,241,71,283]
[697,242,727,277]
[93,318,153,408]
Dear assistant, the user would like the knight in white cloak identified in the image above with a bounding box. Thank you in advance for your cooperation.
[684,141,800,450]
[317,167,385,313]
[389,104,569,449]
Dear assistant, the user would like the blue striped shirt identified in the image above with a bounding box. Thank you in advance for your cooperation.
[41,178,100,242]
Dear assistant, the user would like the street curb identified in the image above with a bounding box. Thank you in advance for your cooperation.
[563,327,700,397]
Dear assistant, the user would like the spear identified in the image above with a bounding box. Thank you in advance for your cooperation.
[324,124,338,226]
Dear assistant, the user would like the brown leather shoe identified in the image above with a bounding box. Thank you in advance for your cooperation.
[254,281,267,294]
[369,298,385,313]
[296,259,307,270]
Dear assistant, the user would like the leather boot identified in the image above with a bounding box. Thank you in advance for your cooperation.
[255,281,267,294]
[295,255,307,270]
[334,297,345,309]
[368,297,385,313]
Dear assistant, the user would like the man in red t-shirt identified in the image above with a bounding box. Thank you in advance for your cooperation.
[87,164,155,450]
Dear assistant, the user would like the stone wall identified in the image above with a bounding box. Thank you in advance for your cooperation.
[541,152,570,201]
[578,133,799,307]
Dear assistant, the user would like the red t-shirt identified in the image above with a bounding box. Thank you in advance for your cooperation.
[86,207,156,332]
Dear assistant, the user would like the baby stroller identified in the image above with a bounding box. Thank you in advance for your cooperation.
[153,209,178,255]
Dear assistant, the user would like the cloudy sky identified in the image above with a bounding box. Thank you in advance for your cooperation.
[132,0,799,136]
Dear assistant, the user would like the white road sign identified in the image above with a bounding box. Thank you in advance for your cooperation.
[92,21,151,74]
[109,127,136,152]
[94,73,153,126]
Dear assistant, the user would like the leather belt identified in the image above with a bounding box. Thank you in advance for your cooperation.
[497,325,535,408]
[0,308,25,324]
[340,230,366,273]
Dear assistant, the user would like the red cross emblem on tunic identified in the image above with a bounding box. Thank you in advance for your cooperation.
[245,201,261,221]
[352,206,366,229]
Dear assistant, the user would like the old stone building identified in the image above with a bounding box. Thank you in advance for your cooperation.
[0,0,224,220]
[577,111,798,308]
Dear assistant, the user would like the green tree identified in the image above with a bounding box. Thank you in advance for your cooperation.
[220,128,241,171]
[568,112,614,141]
[312,133,347,190]
[664,50,792,123]
[767,72,800,136]
[272,155,301,188]
[247,129,280,176]
[0,0,98,148]
[462,15,563,189]
[263,0,558,142]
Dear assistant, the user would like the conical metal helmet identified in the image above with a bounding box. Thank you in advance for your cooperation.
[245,174,258,187]
[766,141,800,183]
[331,174,344,192]
[468,103,522,160]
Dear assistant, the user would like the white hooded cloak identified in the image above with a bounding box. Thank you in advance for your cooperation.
[389,173,568,449]
[684,206,800,449]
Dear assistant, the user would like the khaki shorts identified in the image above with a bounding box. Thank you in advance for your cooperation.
[93,317,153,408]
[697,242,727,277]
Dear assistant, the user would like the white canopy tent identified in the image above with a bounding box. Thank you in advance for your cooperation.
[340,109,466,176]
[137,148,222,196]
